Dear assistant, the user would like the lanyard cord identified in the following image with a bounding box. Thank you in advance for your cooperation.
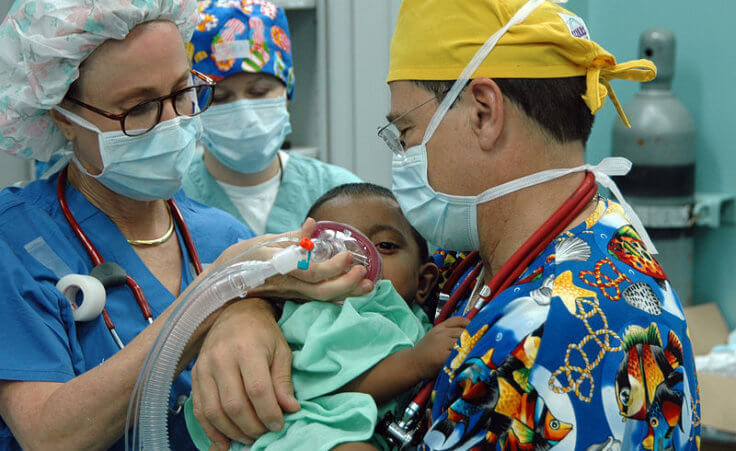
[57,166,203,347]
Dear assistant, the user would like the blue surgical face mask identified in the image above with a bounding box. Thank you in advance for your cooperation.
[392,145,637,251]
[392,145,481,251]
[55,107,201,201]
[200,96,291,174]
[391,0,656,254]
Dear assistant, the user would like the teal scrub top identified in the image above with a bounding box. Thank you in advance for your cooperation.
[0,174,254,451]
[185,280,430,451]
[183,152,362,234]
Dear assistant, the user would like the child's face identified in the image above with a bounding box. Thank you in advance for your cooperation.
[311,195,431,304]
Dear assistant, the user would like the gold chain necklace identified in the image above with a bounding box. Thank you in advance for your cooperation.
[126,204,175,246]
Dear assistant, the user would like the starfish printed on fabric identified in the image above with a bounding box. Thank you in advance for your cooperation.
[444,325,490,380]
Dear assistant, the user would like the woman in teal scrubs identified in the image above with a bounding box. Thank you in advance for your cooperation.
[184,2,361,235]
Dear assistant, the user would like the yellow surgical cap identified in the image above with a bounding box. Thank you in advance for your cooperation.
[388,0,656,127]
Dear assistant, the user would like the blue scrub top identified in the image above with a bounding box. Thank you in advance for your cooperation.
[183,151,362,234]
[0,174,254,450]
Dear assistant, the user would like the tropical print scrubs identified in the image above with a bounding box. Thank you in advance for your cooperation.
[423,196,700,451]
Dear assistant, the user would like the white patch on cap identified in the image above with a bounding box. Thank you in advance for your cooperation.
[558,12,590,40]
[212,41,252,62]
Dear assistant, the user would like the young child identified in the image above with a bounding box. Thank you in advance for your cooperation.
[185,183,468,450]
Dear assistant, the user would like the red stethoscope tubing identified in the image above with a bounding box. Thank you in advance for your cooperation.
[466,171,598,318]
[57,166,203,345]
[412,171,599,411]
[434,262,481,324]
[440,251,480,299]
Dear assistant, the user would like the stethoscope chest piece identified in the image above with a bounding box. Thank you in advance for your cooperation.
[90,261,128,287]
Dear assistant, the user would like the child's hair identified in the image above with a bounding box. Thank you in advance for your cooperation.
[307,183,429,263]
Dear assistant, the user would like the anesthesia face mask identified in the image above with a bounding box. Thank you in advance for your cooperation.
[311,221,383,284]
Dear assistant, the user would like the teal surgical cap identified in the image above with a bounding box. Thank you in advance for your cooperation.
[0,0,199,161]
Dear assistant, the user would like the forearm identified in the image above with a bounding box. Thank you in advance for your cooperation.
[0,284,232,450]
[36,336,159,450]
[338,348,424,406]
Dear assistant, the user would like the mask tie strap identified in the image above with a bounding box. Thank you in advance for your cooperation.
[421,0,552,146]
[473,157,658,254]
[53,106,104,134]
[40,144,74,179]
[589,157,658,254]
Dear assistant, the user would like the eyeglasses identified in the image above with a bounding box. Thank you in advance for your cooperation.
[377,95,440,157]
[65,69,216,137]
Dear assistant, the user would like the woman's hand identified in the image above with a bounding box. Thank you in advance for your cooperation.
[191,299,296,450]
[216,219,375,302]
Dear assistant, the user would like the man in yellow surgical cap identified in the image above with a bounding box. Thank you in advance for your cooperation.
[194,1,701,449]
[379,0,700,449]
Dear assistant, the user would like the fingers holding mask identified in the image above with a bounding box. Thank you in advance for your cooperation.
[212,219,316,267]
[295,262,373,300]
[250,258,373,302]
[248,218,375,302]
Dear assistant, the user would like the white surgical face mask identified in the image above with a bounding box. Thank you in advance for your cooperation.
[55,106,201,201]
[391,0,657,254]
[200,96,291,174]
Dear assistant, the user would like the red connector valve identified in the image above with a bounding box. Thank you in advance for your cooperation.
[300,237,315,251]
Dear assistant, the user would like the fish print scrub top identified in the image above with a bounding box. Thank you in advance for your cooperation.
[423,196,701,451]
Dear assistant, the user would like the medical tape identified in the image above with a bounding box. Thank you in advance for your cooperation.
[56,274,106,322]
[24,236,74,279]
[212,41,252,62]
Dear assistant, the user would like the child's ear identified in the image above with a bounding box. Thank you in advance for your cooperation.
[415,263,440,306]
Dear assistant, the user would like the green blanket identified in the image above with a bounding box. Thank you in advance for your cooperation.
[185,280,429,450]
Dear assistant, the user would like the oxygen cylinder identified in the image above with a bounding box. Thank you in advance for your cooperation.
[612,28,696,304]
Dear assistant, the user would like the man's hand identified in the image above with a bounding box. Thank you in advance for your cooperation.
[190,299,298,450]
[411,317,470,380]
[191,219,377,449]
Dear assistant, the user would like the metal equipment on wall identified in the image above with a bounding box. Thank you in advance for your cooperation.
[612,28,696,304]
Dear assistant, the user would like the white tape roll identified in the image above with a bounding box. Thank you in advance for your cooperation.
[56,274,106,322]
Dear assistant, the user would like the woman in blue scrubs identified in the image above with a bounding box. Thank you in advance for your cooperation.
[183,2,362,235]
[0,1,372,449]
